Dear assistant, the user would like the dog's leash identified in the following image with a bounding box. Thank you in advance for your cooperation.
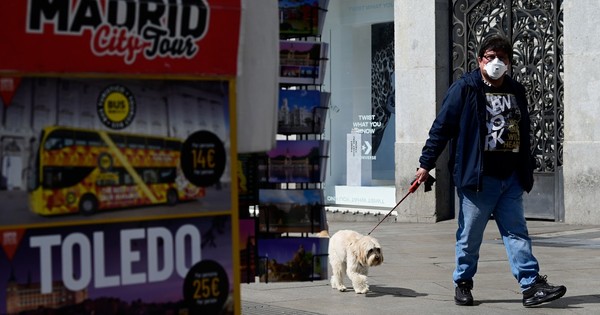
[367,175,436,236]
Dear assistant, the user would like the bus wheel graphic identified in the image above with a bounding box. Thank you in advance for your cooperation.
[167,189,178,206]
[79,194,98,215]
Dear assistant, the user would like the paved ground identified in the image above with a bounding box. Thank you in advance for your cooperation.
[241,218,600,314]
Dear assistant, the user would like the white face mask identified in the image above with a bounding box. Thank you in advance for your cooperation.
[484,58,507,80]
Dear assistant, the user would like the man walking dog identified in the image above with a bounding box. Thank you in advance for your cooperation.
[414,34,566,307]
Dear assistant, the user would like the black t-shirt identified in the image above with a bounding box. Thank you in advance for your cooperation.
[482,81,521,179]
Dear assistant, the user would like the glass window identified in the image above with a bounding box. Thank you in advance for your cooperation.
[128,136,146,149]
[43,166,94,188]
[75,130,105,147]
[322,0,396,209]
[44,129,74,150]
[147,138,164,150]
[109,133,127,148]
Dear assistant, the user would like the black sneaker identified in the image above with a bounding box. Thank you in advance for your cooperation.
[522,275,566,307]
[454,280,474,306]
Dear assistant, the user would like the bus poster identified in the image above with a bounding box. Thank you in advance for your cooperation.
[0,1,242,314]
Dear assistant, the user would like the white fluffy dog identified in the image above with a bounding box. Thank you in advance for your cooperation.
[328,230,383,294]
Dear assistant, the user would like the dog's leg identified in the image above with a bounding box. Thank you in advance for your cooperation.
[347,257,369,294]
[330,258,347,292]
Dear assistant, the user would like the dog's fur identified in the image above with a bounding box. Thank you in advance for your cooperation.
[328,230,383,294]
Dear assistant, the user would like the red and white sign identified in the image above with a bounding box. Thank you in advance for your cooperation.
[0,0,240,76]
[0,77,22,106]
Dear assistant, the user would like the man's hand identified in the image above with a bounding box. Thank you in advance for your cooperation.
[415,167,430,184]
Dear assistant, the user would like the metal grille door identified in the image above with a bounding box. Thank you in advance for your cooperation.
[451,0,564,220]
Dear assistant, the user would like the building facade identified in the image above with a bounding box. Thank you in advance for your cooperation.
[321,0,600,225]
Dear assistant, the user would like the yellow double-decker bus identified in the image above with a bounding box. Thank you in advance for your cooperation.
[28,126,205,215]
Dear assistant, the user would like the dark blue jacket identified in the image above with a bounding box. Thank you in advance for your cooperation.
[418,69,535,192]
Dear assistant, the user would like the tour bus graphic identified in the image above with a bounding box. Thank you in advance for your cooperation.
[29,126,205,215]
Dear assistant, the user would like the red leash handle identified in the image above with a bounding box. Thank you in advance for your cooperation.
[408,179,421,193]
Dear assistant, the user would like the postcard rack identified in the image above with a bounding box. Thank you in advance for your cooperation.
[238,0,331,284]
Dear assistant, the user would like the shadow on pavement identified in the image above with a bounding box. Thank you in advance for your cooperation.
[367,285,428,298]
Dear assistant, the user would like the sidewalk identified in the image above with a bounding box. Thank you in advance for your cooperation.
[241,219,600,314]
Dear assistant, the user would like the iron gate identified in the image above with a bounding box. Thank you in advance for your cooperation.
[451,0,564,220]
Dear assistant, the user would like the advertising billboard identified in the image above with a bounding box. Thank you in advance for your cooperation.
[0,1,242,314]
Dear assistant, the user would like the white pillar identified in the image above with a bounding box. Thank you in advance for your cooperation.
[563,1,600,224]
[394,0,450,222]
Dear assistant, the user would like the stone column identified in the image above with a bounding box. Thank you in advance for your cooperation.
[563,1,600,224]
[394,0,451,222]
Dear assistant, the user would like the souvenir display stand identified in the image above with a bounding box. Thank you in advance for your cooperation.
[238,0,331,284]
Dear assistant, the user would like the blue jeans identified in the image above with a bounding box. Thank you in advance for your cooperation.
[453,172,539,291]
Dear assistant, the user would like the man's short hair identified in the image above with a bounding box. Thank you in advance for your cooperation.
[478,34,513,62]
